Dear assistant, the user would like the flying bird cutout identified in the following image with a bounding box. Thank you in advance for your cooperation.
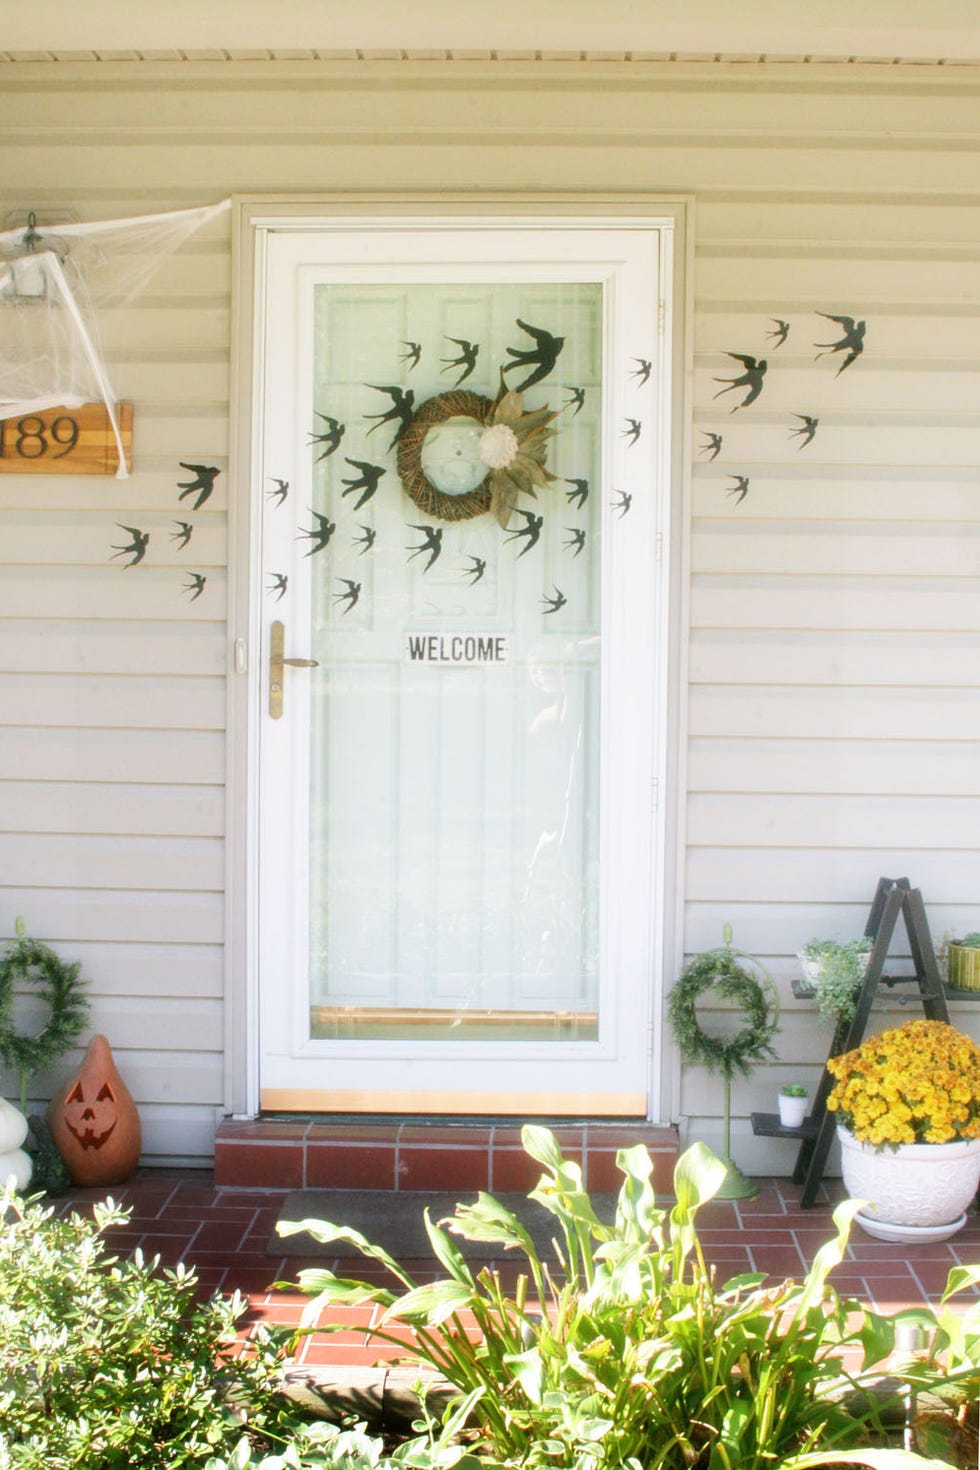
[109,524,149,567]
[177,463,220,510]
[406,523,444,573]
[308,413,345,462]
[814,314,866,375]
[713,353,768,412]
[502,319,565,392]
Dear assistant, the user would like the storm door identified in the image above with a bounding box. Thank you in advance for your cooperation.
[255,219,670,1114]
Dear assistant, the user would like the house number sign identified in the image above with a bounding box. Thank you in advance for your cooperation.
[0,402,132,475]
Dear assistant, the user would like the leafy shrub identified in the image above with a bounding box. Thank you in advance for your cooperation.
[0,1184,323,1470]
[282,1127,929,1470]
[799,938,872,1022]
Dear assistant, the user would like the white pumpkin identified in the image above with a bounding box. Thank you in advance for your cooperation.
[0,1096,28,1153]
[0,1147,32,1191]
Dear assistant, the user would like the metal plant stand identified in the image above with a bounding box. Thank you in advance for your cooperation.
[751,877,950,1207]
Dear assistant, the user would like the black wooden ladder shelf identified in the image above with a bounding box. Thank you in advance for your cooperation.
[750,877,950,1208]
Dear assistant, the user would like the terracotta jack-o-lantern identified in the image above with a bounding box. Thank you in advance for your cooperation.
[47,1034,141,1185]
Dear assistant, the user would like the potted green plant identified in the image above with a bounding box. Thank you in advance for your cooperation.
[778,1082,808,1128]
[797,937,872,1023]
[946,931,980,991]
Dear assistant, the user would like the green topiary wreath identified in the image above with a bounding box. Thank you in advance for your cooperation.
[0,921,89,1097]
[667,942,779,1079]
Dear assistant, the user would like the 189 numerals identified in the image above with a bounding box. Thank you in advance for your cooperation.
[0,413,80,459]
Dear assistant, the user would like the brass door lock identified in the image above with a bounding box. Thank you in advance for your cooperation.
[268,619,319,719]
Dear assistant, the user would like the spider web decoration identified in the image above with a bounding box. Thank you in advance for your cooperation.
[0,199,230,478]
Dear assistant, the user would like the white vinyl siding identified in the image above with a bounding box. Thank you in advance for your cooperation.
[0,56,978,1162]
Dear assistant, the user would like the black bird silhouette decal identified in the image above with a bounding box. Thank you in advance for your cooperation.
[713,353,768,412]
[504,508,544,557]
[700,431,723,461]
[308,413,346,462]
[333,579,361,616]
[563,386,586,415]
[630,358,653,386]
[815,314,866,375]
[564,477,589,508]
[298,509,337,557]
[441,336,479,386]
[177,463,220,509]
[341,458,386,510]
[267,572,288,602]
[365,385,416,450]
[110,524,149,567]
[612,490,632,518]
[353,524,376,556]
[541,586,567,615]
[789,414,819,449]
[563,527,586,558]
[727,475,750,504]
[766,319,790,349]
[622,418,642,446]
[461,555,487,584]
[399,340,422,371]
[502,319,565,391]
[169,520,193,549]
[407,524,444,573]
[183,572,206,601]
[267,478,289,506]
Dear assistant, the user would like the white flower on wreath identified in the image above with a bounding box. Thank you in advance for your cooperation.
[479,423,520,470]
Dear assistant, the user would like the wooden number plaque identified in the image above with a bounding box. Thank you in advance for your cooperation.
[0,402,132,475]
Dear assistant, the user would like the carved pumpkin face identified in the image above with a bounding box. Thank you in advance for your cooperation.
[47,1033,141,1186]
[63,1077,118,1150]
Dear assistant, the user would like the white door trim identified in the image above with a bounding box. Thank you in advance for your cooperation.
[225,192,693,1123]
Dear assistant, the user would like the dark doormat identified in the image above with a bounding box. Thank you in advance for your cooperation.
[270,1189,619,1261]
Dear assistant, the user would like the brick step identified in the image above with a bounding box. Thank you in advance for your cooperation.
[215,1117,679,1194]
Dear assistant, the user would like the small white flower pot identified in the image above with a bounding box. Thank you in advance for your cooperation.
[778,1091,808,1128]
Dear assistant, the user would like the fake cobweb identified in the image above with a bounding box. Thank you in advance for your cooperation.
[0,198,230,478]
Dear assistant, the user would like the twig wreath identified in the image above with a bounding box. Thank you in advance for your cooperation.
[397,389,495,522]
[397,379,559,527]
[0,919,88,1108]
[667,935,779,1079]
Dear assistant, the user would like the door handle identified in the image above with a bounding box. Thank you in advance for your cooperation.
[268,619,319,719]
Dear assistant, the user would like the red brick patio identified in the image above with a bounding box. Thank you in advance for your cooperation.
[52,1167,980,1372]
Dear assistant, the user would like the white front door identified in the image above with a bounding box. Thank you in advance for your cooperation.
[253,216,671,1115]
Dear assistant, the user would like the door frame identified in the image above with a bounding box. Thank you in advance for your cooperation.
[225,192,693,1123]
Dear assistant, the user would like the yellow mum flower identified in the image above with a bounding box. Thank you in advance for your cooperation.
[826,1020,980,1146]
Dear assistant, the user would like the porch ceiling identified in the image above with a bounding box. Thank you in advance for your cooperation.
[2,0,979,68]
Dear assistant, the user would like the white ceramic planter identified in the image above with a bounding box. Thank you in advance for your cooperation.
[838,1125,980,1241]
[778,1092,808,1127]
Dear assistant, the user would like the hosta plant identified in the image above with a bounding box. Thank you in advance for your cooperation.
[281,1127,936,1470]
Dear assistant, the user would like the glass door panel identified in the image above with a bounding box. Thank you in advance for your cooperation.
[308,282,601,1044]
[256,219,668,1113]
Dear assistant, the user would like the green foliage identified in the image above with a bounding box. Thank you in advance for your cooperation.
[800,938,872,1022]
[0,919,89,1108]
[282,1127,915,1470]
[781,1084,808,1098]
[954,934,980,949]
[201,1418,447,1470]
[0,1183,310,1470]
[667,943,779,1079]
